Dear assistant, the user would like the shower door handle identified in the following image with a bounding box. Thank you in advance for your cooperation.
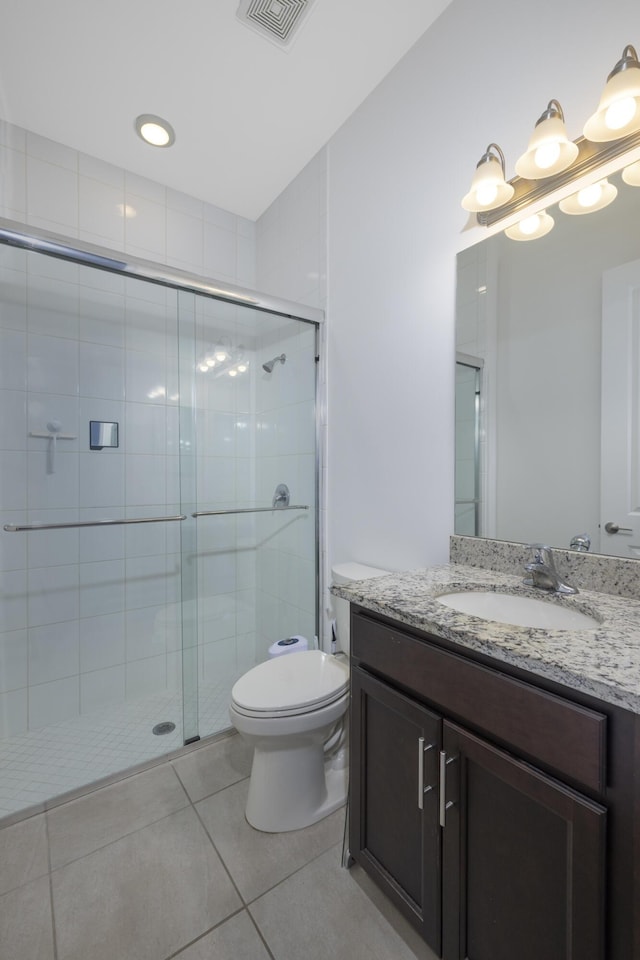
[192,505,308,517]
[3,514,187,532]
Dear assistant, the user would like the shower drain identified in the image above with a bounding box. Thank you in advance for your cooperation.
[152,721,176,736]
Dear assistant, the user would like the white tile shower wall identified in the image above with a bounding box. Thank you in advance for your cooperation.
[192,298,261,716]
[0,119,257,736]
[255,150,327,649]
[0,120,256,285]
[253,320,318,658]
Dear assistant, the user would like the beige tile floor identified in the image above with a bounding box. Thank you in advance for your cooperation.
[0,733,438,960]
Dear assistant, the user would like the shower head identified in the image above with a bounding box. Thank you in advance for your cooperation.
[262,353,286,373]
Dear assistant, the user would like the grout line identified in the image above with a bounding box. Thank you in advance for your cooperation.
[47,796,192,876]
[189,784,249,908]
[161,907,247,960]
[244,835,345,908]
[246,908,278,960]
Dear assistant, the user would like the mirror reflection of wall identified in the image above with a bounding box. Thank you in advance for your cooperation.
[455,169,640,558]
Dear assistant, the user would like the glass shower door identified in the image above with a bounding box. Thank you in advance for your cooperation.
[186,295,318,740]
[0,245,194,819]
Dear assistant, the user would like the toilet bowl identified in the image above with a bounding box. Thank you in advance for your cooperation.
[229,561,390,833]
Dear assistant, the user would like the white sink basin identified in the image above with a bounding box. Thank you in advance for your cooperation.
[436,591,600,630]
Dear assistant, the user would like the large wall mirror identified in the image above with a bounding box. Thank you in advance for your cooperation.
[455,168,640,559]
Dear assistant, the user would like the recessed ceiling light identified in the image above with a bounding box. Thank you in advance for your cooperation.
[135,114,175,147]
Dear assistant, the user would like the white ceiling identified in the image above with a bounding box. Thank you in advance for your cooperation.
[0,0,451,220]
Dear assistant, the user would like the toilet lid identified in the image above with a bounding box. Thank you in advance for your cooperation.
[231,650,349,714]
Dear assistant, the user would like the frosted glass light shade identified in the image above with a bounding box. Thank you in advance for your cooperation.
[558,178,617,215]
[515,113,579,179]
[505,210,554,241]
[622,160,640,185]
[461,149,514,212]
[584,47,640,142]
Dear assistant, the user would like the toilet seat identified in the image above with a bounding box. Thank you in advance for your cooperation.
[231,649,349,718]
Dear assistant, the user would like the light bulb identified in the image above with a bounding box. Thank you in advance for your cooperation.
[205,357,216,367]
[519,214,541,236]
[578,183,603,208]
[475,183,498,207]
[228,369,238,377]
[215,351,227,362]
[534,141,561,170]
[140,122,170,146]
[237,363,247,372]
[605,96,637,131]
[198,363,209,373]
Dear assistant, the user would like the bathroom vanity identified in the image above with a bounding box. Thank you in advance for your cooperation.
[335,560,640,960]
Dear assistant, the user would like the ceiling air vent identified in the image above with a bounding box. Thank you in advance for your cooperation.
[237,0,317,49]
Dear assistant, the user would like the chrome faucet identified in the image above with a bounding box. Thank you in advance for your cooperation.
[524,544,578,595]
[569,533,591,552]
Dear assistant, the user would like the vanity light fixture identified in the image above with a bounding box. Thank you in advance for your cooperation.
[558,177,617,215]
[583,45,640,142]
[461,144,515,212]
[135,114,176,148]
[504,210,555,241]
[622,159,640,185]
[464,42,640,240]
[515,100,579,179]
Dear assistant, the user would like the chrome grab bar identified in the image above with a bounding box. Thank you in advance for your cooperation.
[192,505,308,518]
[3,514,187,532]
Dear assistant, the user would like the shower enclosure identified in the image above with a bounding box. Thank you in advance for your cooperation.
[0,223,320,822]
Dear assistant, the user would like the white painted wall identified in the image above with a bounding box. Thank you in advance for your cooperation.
[256,153,330,641]
[325,0,640,573]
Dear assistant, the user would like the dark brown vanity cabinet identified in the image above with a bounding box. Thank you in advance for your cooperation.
[350,666,443,953]
[349,609,619,960]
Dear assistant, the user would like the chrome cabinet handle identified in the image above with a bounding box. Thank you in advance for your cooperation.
[604,521,633,535]
[439,750,457,827]
[417,737,436,810]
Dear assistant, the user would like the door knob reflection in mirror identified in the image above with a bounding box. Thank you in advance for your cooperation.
[604,521,633,534]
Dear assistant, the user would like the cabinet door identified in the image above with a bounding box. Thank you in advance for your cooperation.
[441,721,606,960]
[349,665,442,953]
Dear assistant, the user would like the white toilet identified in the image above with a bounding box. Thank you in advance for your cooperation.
[229,561,390,833]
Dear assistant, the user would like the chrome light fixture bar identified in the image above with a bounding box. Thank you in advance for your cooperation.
[476,128,640,227]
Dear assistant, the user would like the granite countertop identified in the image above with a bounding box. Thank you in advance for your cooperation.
[331,562,640,714]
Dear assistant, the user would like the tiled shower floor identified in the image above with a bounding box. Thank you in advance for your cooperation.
[0,675,237,820]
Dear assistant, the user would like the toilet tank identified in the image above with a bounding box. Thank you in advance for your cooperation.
[331,562,390,655]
